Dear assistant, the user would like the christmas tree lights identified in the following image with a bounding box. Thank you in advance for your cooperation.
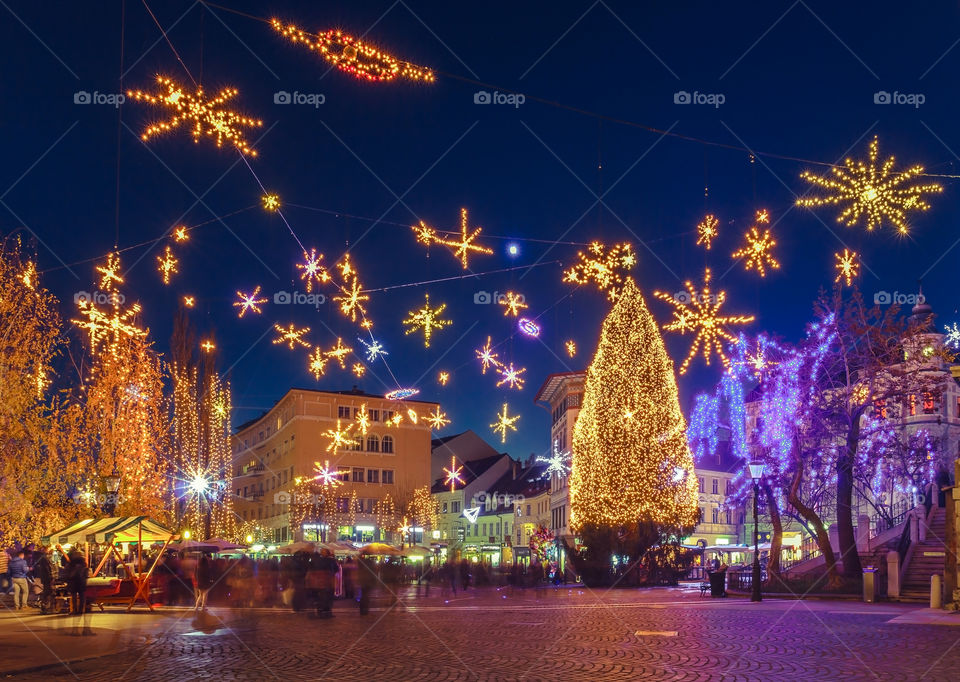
[731,211,779,277]
[126,75,262,156]
[402,293,451,347]
[490,403,520,443]
[271,19,435,83]
[796,136,942,234]
[834,249,859,286]
[696,214,719,250]
[563,241,636,300]
[654,268,755,374]
[569,278,698,531]
[273,323,310,350]
[233,286,267,317]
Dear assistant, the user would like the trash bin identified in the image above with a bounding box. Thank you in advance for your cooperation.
[862,566,877,603]
[708,570,727,597]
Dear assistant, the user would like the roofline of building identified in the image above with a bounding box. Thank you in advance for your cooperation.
[533,370,586,405]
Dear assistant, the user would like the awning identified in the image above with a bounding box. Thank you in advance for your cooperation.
[41,516,177,546]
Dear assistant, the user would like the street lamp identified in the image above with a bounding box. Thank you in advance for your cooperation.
[104,473,121,516]
[748,461,765,602]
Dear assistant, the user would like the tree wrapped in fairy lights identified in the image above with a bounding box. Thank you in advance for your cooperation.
[568,278,698,585]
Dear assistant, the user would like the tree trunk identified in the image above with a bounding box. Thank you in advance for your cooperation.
[763,481,783,583]
[787,468,842,587]
[836,421,862,580]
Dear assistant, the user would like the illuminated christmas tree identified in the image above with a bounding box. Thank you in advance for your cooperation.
[569,278,698,584]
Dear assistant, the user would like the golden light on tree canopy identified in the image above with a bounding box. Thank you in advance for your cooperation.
[569,278,699,531]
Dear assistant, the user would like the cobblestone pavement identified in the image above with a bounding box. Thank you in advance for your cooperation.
[8,585,960,681]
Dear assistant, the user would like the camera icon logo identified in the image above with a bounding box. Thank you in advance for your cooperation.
[474,90,492,104]
[874,291,891,304]
[874,91,891,104]
[74,91,92,104]
[274,90,292,104]
[673,291,691,304]
[673,90,691,104]
[274,291,291,304]
[474,291,492,304]
[74,290,92,304]
[274,491,292,504]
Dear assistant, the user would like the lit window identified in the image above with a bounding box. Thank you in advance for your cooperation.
[366,435,380,452]
[382,435,394,453]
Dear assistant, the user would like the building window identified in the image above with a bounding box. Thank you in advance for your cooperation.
[874,399,888,419]
[712,508,719,524]
[337,469,349,482]
[725,480,732,495]
[383,410,394,423]
[907,394,917,417]
[923,392,936,414]
[370,409,380,422]
[452,501,460,513]
[381,435,394,453]
[352,468,364,483]
[382,470,394,484]
[336,497,349,513]
[711,479,718,494]
[366,435,380,452]
[698,477,704,493]
[442,502,448,513]
[698,508,704,523]
[338,406,351,419]
[725,509,732,524]
[367,469,379,484]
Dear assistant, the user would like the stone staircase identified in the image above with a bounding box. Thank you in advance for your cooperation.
[900,507,947,602]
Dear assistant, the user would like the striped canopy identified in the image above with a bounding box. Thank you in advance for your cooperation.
[42,516,177,546]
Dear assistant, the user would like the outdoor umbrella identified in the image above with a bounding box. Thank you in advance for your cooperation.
[401,545,433,558]
[358,542,402,556]
[274,541,316,555]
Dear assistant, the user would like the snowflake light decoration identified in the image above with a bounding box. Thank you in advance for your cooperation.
[696,214,719,250]
[322,420,357,453]
[834,249,859,286]
[352,362,366,377]
[333,276,369,322]
[425,406,451,431]
[565,340,577,357]
[337,253,355,279]
[200,340,216,353]
[234,286,267,318]
[272,19,435,83]
[273,323,311,350]
[262,193,280,211]
[438,371,450,386]
[324,338,353,368]
[731,211,780,277]
[944,323,960,349]
[448,208,493,269]
[173,226,189,242]
[359,337,388,362]
[156,246,179,284]
[73,253,145,352]
[476,336,501,373]
[498,291,528,317]
[183,296,195,307]
[443,456,464,492]
[314,459,347,487]
[490,403,520,443]
[563,241,636,300]
[296,248,330,292]
[308,346,328,379]
[402,293,451,347]
[496,363,526,390]
[536,440,571,480]
[796,136,942,234]
[654,268,755,374]
[354,404,371,435]
[126,75,262,156]
[97,252,124,290]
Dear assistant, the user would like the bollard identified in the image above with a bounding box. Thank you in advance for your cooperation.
[931,574,942,609]
[863,566,877,603]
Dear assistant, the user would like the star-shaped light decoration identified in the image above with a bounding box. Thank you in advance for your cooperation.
[654,268,756,374]
[324,337,353,368]
[333,275,369,322]
[173,226,189,242]
[322,420,357,453]
[565,340,577,358]
[234,286,267,318]
[156,246,179,285]
[308,347,328,379]
[359,337,388,362]
[273,323,311,350]
[438,371,450,386]
[475,336,501,374]
[262,193,281,212]
[696,214,719,250]
[425,406,450,431]
[296,248,330,292]
[448,208,493,269]
[313,459,346,487]
[498,291,528,317]
[402,293,451,347]
[411,220,438,245]
[796,136,942,234]
[73,253,145,352]
[944,323,960,349]
[834,249,859,287]
[737,338,777,379]
[490,403,520,443]
[126,75,263,156]
[200,339,216,353]
[443,456,464,492]
[563,241,636,300]
[337,253,355,279]
[96,252,124,290]
[354,404,371,435]
[496,363,526,390]
[352,362,366,377]
[20,261,36,290]
[183,296,195,308]
[536,440,571,480]
[731,210,780,277]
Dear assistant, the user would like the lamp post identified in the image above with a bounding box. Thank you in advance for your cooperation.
[748,461,765,602]
[103,473,121,516]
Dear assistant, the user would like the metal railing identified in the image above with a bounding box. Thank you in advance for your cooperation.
[870,500,912,538]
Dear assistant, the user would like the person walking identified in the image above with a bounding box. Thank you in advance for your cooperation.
[66,550,94,635]
[34,547,54,612]
[357,556,376,615]
[194,554,212,611]
[315,549,338,617]
[8,550,29,610]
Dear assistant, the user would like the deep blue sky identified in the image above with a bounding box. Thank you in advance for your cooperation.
[4,1,960,461]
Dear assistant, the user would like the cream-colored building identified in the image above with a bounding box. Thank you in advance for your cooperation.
[232,387,437,544]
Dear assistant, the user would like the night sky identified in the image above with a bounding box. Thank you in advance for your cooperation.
[4,1,960,461]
